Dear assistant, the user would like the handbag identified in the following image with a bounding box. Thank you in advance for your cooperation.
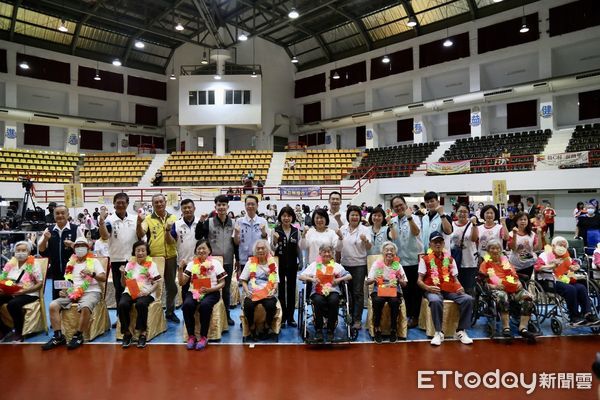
[450,222,471,268]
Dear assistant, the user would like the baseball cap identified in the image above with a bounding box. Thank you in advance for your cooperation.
[47,202,57,209]
[74,237,90,247]
[429,231,444,242]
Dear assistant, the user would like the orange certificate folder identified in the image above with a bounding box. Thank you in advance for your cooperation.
[378,286,396,297]
[317,273,334,285]
[252,287,269,301]
[126,279,140,300]
[193,277,212,290]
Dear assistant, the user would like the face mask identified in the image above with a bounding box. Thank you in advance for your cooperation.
[75,247,88,257]
[554,246,567,256]
[588,208,595,215]
[15,252,28,261]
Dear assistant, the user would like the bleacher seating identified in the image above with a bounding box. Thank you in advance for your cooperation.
[281,149,360,184]
[561,123,600,168]
[349,142,439,179]
[0,148,80,183]
[161,150,272,186]
[80,152,152,186]
[433,129,552,174]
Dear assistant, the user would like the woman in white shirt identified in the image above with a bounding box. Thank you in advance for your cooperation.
[118,240,162,349]
[179,239,226,350]
[450,204,479,295]
[0,241,43,342]
[340,205,372,330]
[477,205,509,258]
[367,207,397,256]
[299,209,343,265]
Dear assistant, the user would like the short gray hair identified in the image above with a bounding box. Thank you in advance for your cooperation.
[381,241,397,253]
[318,244,334,253]
[486,238,503,251]
[253,239,272,256]
[151,193,166,203]
[14,241,32,253]
[551,236,568,247]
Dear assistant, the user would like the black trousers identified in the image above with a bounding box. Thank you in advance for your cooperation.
[118,293,154,334]
[311,292,340,331]
[182,291,221,337]
[278,261,298,323]
[0,295,37,334]
[243,297,277,330]
[371,292,402,329]
[345,265,367,324]
[547,223,554,239]
[111,261,127,313]
[403,264,422,320]
[222,264,233,316]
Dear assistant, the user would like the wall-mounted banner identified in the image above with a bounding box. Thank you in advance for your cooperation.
[426,160,471,175]
[279,186,321,197]
[536,151,588,166]
[540,104,553,118]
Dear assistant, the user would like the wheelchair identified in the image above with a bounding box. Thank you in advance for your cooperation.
[530,260,600,336]
[471,271,542,340]
[297,281,354,344]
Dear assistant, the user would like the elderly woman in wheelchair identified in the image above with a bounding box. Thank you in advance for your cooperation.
[299,244,352,342]
[478,239,537,340]
[535,236,600,328]
[366,241,407,343]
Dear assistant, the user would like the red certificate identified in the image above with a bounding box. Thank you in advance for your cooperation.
[193,277,212,290]
[317,272,334,285]
[126,279,140,300]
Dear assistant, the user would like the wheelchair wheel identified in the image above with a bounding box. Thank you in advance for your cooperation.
[550,317,562,335]
[587,280,600,316]
[529,280,549,323]
[297,289,305,339]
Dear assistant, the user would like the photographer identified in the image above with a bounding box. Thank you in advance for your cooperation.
[45,202,57,224]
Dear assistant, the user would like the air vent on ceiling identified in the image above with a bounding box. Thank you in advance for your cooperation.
[111,122,126,127]
[0,109,8,113]
[408,103,424,109]
[533,82,548,87]
[567,189,597,193]
[34,113,59,119]
[383,109,393,113]
[352,112,371,118]
[443,99,454,104]
[85,120,96,123]
[484,88,513,97]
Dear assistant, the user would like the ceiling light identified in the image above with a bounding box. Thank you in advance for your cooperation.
[134,40,145,49]
[238,33,248,41]
[332,71,340,80]
[214,74,222,80]
[407,17,417,27]
[251,71,257,78]
[94,71,101,81]
[112,59,122,66]
[19,60,29,70]
[382,54,390,63]
[201,51,208,65]
[493,0,503,3]
[288,8,299,19]
[169,73,176,80]
[443,38,453,47]
[520,17,529,33]
[58,19,68,32]
[175,22,184,31]
[291,56,299,64]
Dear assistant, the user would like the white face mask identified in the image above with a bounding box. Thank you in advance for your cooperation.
[15,252,28,261]
[587,208,595,215]
[554,246,567,256]
[75,247,88,257]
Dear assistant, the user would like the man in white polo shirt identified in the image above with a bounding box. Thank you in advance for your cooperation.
[327,191,347,230]
[98,192,138,325]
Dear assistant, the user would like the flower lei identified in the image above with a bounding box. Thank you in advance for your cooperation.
[125,255,153,292]
[248,256,277,295]
[190,256,214,300]
[64,253,95,301]
[0,256,37,289]
[426,248,452,286]
[315,256,335,296]
[547,252,576,284]
[374,257,402,288]
[482,253,518,287]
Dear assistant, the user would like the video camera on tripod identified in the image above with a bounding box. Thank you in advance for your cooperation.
[17,177,46,231]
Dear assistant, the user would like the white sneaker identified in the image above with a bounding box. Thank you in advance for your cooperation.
[430,331,444,346]
[456,330,473,345]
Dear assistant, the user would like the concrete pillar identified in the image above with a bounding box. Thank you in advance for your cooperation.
[215,124,226,156]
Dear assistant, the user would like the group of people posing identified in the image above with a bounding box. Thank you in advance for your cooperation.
[1,190,598,350]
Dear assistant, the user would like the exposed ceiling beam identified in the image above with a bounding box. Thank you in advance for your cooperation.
[465,0,478,20]
[71,0,104,55]
[399,0,420,36]
[9,0,22,41]
[327,5,372,51]
[191,0,224,48]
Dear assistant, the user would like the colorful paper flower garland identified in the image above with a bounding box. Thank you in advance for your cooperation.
[64,252,96,300]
